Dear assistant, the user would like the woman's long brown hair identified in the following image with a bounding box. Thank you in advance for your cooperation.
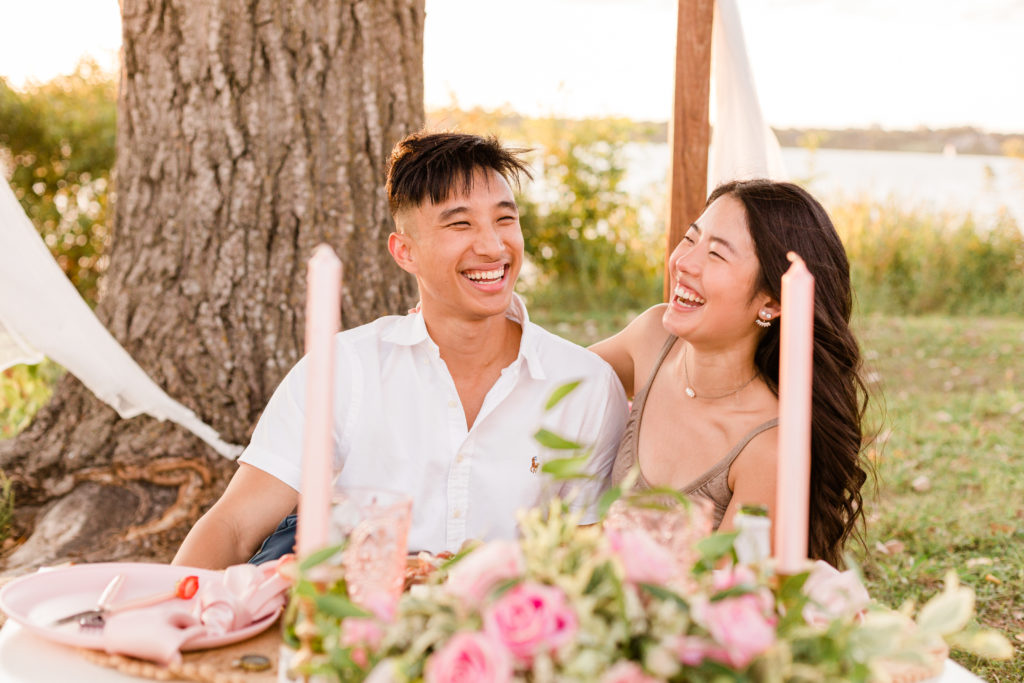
[708,179,870,567]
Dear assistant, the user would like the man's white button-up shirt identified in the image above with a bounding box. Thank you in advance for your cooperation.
[239,295,628,554]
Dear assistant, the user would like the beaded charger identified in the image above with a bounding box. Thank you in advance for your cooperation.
[74,617,281,683]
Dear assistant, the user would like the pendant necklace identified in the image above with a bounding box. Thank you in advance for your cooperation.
[683,345,758,400]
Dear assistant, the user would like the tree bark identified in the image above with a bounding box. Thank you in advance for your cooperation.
[0,0,423,572]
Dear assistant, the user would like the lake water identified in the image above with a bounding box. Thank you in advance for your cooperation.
[621,144,1024,229]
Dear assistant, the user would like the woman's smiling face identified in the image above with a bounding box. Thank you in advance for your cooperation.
[662,194,772,346]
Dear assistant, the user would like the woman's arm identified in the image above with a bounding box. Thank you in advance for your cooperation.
[720,430,779,534]
[589,304,667,399]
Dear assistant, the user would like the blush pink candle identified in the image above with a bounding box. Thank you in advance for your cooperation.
[296,244,343,558]
[774,252,814,574]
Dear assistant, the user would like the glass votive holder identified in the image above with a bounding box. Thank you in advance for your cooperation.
[329,485,412,619]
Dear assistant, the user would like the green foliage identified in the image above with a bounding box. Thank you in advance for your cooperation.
[0,361,64,439]
[852,315,1024,681]
[832,200,1024,316]
[0,59,117,306]
[0,469,13,544]
[516,118,663,311]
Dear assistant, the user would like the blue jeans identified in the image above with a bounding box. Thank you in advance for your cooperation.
[248,513,297,565]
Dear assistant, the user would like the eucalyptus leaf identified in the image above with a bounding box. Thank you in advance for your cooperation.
[639,582,689,609]
[947,630,1014,660]
[300,543,344,571]
[596,486,623,520]
[314,593,371,619]
[849,610,908,655]
[534,428,585,451]
[694,531,739,567]
[545,380,581,410]
[541,455,592,479]
[916,586,974,637]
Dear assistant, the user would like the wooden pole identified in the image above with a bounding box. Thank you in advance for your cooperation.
[664,0,715,301]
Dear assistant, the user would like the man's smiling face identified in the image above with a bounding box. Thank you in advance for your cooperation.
[390,167,524,322]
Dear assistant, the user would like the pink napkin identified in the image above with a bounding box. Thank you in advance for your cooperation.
[101,556,294,666]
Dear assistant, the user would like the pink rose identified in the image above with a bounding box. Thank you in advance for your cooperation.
[600,661,663,683]
[711,564,757,592]
[674,635,712,666]
[358,589,399,621]
[801,560,870,627]
[424,631,512,683]
[446,540,525,605]
[341,617,385,668]
[483,582,578,661]
[700,594,777,668]
[606,527,675,585]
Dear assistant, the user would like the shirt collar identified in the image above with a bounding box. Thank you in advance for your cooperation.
[382,294,546,380]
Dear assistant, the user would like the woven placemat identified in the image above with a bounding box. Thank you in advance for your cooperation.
[75,617,281,683]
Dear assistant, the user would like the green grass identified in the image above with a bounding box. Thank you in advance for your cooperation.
[533,310,1024,678]
[855,315,1024,680]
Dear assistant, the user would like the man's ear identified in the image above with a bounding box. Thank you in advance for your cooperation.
[388,232,417,274]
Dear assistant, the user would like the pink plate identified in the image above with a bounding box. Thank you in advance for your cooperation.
[0,562,280,651]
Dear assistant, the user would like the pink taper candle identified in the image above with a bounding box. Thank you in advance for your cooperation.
[774,252,815,574]
[296,244,342,558]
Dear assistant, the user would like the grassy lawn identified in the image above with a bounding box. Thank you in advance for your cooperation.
[531,308,1024,679]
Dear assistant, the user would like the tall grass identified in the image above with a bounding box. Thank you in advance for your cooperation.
[831,200,1024,316]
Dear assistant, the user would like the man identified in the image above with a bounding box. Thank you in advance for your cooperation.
[173,132,627,569]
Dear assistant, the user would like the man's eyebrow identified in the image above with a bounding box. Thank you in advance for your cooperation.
[438,206,469,222]
[496,200,518,213]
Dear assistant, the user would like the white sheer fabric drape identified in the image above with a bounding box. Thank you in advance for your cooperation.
[0,179,241,458]
[710,0,787,187]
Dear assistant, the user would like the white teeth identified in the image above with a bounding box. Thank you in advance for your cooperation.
[465,267,505,281]
[674,285,705,305]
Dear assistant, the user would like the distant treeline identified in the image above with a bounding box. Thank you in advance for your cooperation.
[772,126,1023,157]
[427,107,1024,158]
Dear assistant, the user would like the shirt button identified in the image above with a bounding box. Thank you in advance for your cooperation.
[448,400,457,408]
[457,453,465,463]
[453,509,462,518]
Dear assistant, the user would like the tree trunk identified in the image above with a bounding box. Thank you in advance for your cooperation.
[0,0,423,572]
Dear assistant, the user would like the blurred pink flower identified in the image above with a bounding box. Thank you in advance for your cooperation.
[701,594,777,668]
[606,527,674,585]
[711,564,757,592]
[600,660,663,683]
[801,560,870,627]
[446,540,525,606]
[358,589,398,621]
[341,617,385,669]
[483,582,578,661]
[674,635,712,666]
[424,631,512,683]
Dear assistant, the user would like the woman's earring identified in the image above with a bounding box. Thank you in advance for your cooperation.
[755,310,772,328]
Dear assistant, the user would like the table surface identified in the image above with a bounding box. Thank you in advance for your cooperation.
[0,619,987,682]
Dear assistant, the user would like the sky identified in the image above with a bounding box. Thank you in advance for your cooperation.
[2,0,1022,133]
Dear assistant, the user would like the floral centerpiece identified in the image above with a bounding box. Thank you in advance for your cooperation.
[283,489,1011,683]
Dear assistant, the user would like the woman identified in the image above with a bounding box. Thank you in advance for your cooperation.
[592,179,869,567]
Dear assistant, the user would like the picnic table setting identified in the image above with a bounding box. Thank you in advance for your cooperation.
[0,247,1011,683]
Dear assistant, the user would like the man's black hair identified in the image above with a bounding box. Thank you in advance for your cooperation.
[385,132,532,214]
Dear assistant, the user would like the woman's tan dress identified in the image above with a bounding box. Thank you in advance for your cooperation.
[610,335,778,530]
